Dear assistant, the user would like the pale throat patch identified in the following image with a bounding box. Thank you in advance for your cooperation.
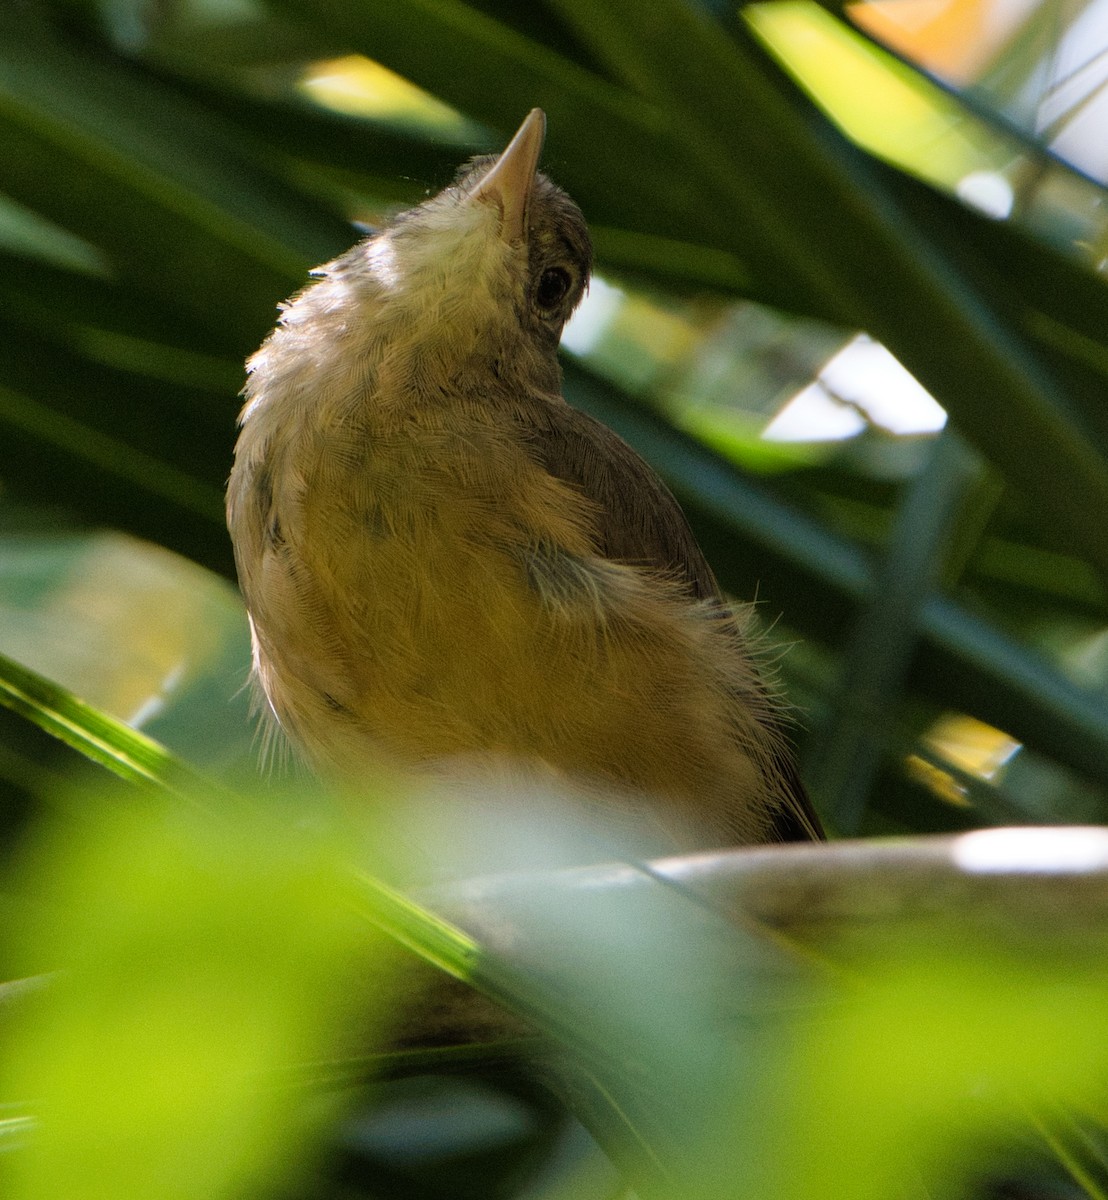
[367,197,515,318]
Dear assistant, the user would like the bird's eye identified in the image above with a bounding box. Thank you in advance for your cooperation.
[535,266,573,313]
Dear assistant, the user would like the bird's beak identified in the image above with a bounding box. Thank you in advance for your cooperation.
[471,108,546,243]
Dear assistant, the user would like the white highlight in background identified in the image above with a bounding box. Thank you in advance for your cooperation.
[763,333,947,442]
[957,171,1015,219]
[562,275,625,355]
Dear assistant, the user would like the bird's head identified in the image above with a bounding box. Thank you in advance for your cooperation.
[343,110,591,374]
[246,110,591,420]
[446,108,592,351]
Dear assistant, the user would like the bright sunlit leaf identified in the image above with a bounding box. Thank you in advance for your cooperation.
[745,0,1019,191]
[299,55,474,138]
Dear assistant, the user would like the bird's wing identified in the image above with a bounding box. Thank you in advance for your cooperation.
[519,402,722,601]
[520,399,824,843]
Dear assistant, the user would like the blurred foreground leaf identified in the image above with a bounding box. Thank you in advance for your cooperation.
[0,776,1108,1197]
[410,819,1108,1198]
[753,933,1108,1200]
[0,792,397,1200]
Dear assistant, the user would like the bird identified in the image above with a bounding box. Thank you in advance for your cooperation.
[226,108,822,852]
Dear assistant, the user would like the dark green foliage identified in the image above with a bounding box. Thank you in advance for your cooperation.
[1,2,1108,1196]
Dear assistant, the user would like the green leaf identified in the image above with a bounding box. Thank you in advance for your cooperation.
[0,650,200,794]
[0,13,351,336]
[0,793,386,1200]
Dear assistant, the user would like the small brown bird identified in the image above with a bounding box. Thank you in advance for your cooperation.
[227,109,821,850]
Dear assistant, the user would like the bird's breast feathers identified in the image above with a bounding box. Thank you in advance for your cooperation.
[229,384,783,845]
